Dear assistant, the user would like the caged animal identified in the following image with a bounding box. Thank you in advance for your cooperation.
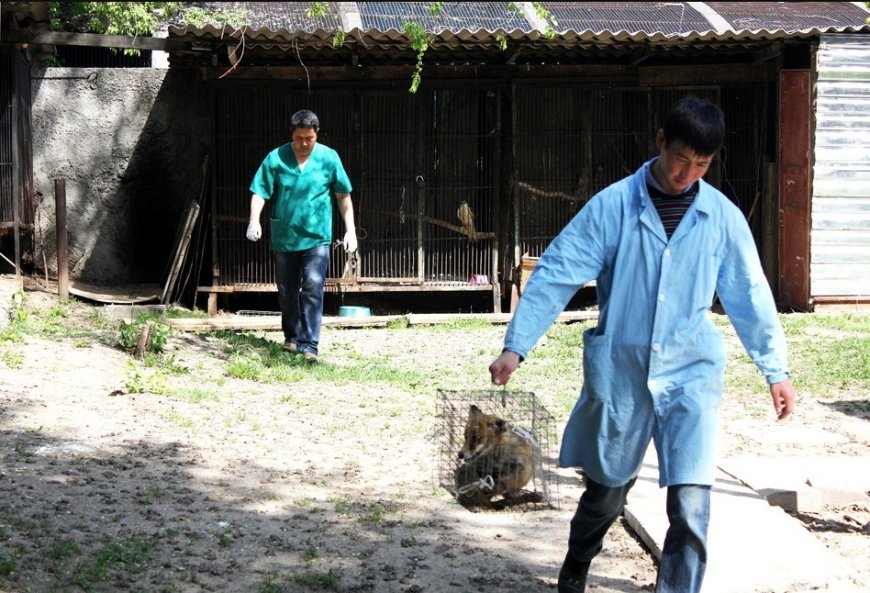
[456,201,478,240]
[454,404,537,505]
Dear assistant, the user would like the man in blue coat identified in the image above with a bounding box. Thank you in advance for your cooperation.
[488,96,795,593]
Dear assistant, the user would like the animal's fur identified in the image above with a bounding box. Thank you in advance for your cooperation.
[454,404,536,505]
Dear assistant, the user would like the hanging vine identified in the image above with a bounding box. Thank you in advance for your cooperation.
[45,1,558,91]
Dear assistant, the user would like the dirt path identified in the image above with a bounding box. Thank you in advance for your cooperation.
[0,290,867,592]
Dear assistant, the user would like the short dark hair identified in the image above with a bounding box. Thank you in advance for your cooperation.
[290,109,319,132]
[662,96,725,156]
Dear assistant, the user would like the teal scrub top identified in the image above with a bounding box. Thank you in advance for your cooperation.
[504,159,789,488]
[250,142,352,253]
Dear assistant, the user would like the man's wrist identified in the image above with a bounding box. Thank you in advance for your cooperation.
[502,348,524,363]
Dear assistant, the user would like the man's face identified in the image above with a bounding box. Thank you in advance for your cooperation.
[292,127,318,158]
[652,129,714,195]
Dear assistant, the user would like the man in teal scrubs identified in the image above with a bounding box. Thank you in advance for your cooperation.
[246,110,356,362]
[488,96,795,593]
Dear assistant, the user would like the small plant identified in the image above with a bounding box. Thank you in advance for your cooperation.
[302,540,319,561]
[69,535,152,590]
[48,539,80,561]
[358,506,385,525]
[118,313,171,354]
[332,498,353,517]
[0,546,16,576]
[290,569,339,589]
[123,360,173,395]
[0,349,23,369]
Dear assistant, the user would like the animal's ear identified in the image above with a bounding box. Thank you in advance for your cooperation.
[469,405,481,419]
[494,418,507,432]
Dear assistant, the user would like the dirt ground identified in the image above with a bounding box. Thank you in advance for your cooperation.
[1,286,868,593]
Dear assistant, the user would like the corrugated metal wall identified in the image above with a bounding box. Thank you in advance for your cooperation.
[813,34,870,298]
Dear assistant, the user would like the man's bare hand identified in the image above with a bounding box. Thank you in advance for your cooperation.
[489,350,521,386]
[770,378,796,420]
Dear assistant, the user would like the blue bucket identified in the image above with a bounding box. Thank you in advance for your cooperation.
[338,305,372,318]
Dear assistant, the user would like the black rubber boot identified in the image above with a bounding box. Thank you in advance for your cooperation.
[557,551,591,593]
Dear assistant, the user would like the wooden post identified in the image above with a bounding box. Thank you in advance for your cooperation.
[54,178,69,300]
[133,321,153,358]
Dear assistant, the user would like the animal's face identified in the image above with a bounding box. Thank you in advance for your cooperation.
[458,405,507,461]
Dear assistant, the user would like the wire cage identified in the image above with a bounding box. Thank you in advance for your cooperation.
[436,389,560,512]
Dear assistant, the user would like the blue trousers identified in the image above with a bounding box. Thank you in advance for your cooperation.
[567,477,710,593]
[275,245,329,355]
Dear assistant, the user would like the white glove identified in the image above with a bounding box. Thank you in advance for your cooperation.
[246,220,262,241]
[342,231,358,253]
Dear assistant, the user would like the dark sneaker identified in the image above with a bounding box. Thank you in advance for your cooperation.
[558,552,590,593]
[283,341,297,352]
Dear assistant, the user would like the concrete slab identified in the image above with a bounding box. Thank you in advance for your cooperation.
[0,274,24,332]
[719,455,870,513]
[623,446,863,593]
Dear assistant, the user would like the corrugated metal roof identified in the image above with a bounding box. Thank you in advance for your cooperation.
[357,1,530,33]
[543,2,714,35]
[167,1,870,37]
[163,2,870,65]
[705,2,869,33]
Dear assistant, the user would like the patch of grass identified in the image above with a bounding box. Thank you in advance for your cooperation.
[118,313,172,354]
[166,305,208,319]
[789,334,869,393]
[0,547,17,576]
[302,540,319,561]
[427,318,494,332]
[0,349,23,369]
[172,386,220,403]
[290,568,339,589]
[70,536,152,591]
[358,505,385,525]
[218,332,429,390]
[123,360,174,395]
[163,409,196,429]
[385,316,410,329]
[143,352,189,375]
[332,498,353,517]
[48,538,80,561]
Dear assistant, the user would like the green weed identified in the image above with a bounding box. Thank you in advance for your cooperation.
[0,349,23,369]
[70,536,151,591]
[123,360,174,395]
[118,313,172,354]
[48,539,80,561]
[332,498,352,517]
[302,540,319,560]
[0,547,16,576]
[290,569,339,589]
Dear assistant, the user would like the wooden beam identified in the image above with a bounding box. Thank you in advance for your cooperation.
[1,29,192,51]
[165,310,598,332]
[638,63,768,86]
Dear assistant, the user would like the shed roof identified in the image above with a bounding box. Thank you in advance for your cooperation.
[162,2,870,67]
[166,1,870,36]
[3,2,868,67]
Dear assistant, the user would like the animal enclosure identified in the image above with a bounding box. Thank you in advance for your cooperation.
[435,389,560,511]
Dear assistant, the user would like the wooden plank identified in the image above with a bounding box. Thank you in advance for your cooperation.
[161,199,201,304]
[779,70,812,311]
[165,310,598,332]
[638,63,768,86]
[69,281,161,304]
[1,29,190,51]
